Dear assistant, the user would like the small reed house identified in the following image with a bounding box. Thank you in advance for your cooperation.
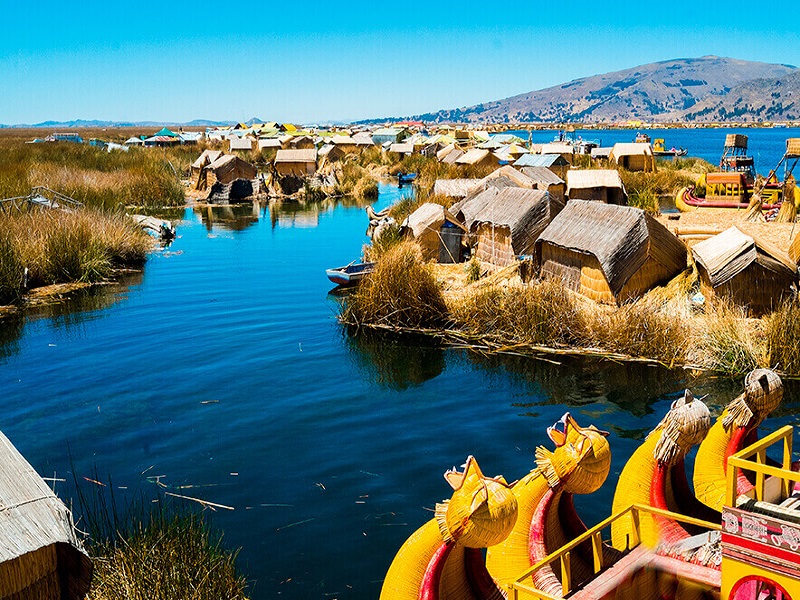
[691,226,798,315]
[402,203,467,263]
[536,200,687,304]
[469,188,564,268]
[566,169,627,205]
[197,154,258,190]
[609,143,656,172]
[274,149,318,177]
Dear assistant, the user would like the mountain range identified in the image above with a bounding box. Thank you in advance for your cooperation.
[399,56,800,124]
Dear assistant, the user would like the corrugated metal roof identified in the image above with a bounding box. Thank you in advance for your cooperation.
[536,200,686,295]
[513,153,566,168]
[566,169,624,191]
[275,149,317,163]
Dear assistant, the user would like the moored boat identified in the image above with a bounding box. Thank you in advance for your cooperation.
[325,262,375,286]
[653,138,687,157]
[396,172,417,186]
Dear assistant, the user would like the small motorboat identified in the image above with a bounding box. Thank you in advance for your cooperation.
[653,138,687,157]
[325,262,375,286]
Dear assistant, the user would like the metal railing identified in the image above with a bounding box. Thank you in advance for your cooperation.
[510,504,720,600]
[726,425,798,507]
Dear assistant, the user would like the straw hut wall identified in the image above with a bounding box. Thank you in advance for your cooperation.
[0,431,92,599]
[566,170,627,205]
[199,154,258,189]
[274,149,317,177]
[229,137,254,152]
[692,226,798,315]
[470,188,563,268]
[609,143,656,172]
[402,203,466,261]
[536,200,687,304]
[519,166,565,202]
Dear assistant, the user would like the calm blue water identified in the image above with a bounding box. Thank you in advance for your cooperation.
[510,126,800,176]
[1,141,800,599]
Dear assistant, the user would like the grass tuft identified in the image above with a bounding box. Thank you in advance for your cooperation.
[342,241,449,329]
[696,301,763,375]
[765,296,800,374]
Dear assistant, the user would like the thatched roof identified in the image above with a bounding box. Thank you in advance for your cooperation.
[537,200,687,295]
[482,165,535,189]
[442,148,464,165]
[520,166,564,186]
[331,135,356,146]
[566,169,624,192]
[791,230,800,266]
[590,147,613,159]
[471,188,563,255]
[456,148,491,165]
[258,138,282,149]
[403,203,465,238]
[191,149,223,170]
[610,142,654,157]
[352,132,375,146]
[513,153,568,168]
[0,430,92,598]
[692,226,797,287]
[275,149,317,163]
[433,178,481,198]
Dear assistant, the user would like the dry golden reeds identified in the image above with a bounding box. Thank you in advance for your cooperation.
[0,210,153,297]
[342,241,449,329]
[764,296,800,374]
[694,300,764,375]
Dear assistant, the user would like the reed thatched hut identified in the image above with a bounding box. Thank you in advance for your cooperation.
[470,188,564,267]
[331,135,359,153]
[609,143,656,172]
[566,169,627,204]
[402,203,467,262]
[289,135,315,150]
[0,430,92,599]
[441,147,464,165]
[274,149,317,177]
[790,230,800,266]
[536,200,687,304]
[229,136,254,152]
[198,154,258,190]
[691,226,798,315]
[539,143,575,164]
[482,165,535,189]
[520,166,566,202]
[455,149,500,169]
[191,149,223,178]
[258,137,282,151]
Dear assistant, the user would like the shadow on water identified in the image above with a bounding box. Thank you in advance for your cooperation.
[345,330,445,390]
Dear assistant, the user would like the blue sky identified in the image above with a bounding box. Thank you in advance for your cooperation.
[2,0,799,124]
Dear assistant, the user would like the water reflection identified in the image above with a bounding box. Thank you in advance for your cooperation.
[0,271,144,361]
[269,201,321,229]
[346,331,445,390]
[194,202,265,232]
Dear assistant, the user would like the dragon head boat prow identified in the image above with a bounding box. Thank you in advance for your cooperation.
[651,389,712,466]
[535,412,611,495]
[437,455,518,547]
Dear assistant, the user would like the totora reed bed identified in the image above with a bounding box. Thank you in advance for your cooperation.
[339,240,800,377]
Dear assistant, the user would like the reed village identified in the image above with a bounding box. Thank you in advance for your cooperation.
[6,52,800,600]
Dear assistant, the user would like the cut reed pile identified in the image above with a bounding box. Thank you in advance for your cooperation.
[0,210,152,303]
[342,242,448,329]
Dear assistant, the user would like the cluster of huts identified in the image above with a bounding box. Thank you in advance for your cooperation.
[400,160,800,315]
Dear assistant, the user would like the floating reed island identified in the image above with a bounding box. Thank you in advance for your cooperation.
[334,132,800,378]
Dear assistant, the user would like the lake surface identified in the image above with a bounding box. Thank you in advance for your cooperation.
[511,126,800,176]
[2,132,800,599]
